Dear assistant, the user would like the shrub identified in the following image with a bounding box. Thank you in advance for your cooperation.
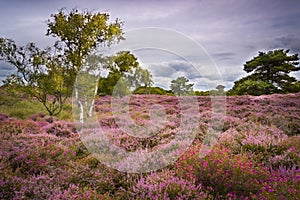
[132,170,209,199]
[176,145,270,199]
[0,119,39,138]
[256,165,300,200]
[40,121,77,137]
[219,123,300,169]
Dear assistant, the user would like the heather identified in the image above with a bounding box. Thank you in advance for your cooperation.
[0,93,299,199]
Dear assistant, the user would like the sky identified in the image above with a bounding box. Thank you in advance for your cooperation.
[0,0,300,90]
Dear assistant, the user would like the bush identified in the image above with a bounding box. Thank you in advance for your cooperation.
[0,119,39,138]
[40,121,77,137]
[132,170,209,200]
[133,86,169,95]
[176,145,270,199]
[256,165,300,200]
[219,123,300,169]
[230,79,278,96]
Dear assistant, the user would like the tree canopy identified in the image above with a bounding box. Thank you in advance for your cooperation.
[230,49,300,95]
[47,8,124,72]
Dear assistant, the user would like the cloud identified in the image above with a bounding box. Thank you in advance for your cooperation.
[212,52,237,61]
[271,34,300,53]
[1,0,300,88]
[147,63,175,77]
[146,60,225,90]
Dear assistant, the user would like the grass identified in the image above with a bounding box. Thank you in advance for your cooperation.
[0,91,73,121]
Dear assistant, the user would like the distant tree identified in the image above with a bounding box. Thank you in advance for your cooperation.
[134,86,169,95]
[216,85,225,92]
[210,85,226,96]
[126,66,153,90]
[231,49,300,95]
[194,90,210,96]
[170,76,194,96]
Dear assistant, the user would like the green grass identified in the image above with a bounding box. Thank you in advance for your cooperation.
[0,93,73,121]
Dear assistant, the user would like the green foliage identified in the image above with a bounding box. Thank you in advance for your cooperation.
[126,66,153,89]
[230,79,278,96]
[98,51,153,96]
[0,100,47,120]
[0,39,73,115]
[170,76,194,96]
[47,8,124,71]
[0,82,73,121]
[133,86,169,95]
[231,49,300,95]
[195,90,210,96]
[106,51,138,73]
[280,80,300,93]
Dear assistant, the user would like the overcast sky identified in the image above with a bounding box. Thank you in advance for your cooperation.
[1,0,300,90]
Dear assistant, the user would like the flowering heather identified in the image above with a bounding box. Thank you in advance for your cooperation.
[0,92,299,199]
[256,165,300,200]
[176,145,270,199]
[227,93,300,136]
[0,119,40,137]
[132,170,210,200]
[219,122,300,169]
[40,121,77,137]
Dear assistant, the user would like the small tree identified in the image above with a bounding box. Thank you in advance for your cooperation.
[126,66,153,90]
[216,85,225,92]
[210,85,226,96]
[0,39,72,115]
[170,76,194,96]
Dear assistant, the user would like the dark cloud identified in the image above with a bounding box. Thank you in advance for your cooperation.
[167,61,202,79]
[212,52,236,61]
[149,61,199,79]
[270,34,300,53]
[148,60,224,90]
[148,63,175,77]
